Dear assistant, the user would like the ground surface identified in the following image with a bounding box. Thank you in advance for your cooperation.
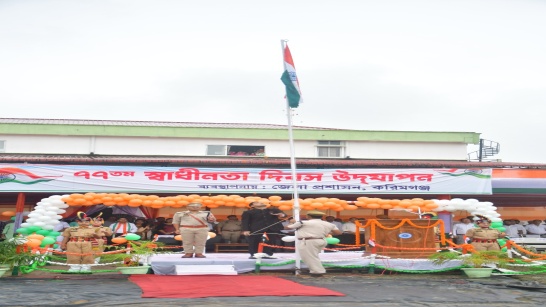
[0,265,545,307]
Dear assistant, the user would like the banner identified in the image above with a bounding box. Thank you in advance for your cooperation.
[0,164,492,194]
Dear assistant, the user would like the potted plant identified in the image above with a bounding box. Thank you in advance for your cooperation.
[0,238,43,277]
[104,240,163,274]
[429,250,511,278]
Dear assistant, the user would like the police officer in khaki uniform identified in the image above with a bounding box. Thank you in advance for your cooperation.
[90,214,113,263]
[60,212,101,272]
[287,210,342,277]
[465,215,506,251]
[217,215,242,243]
[173,202,216,258]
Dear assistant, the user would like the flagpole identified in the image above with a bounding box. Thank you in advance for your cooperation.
[280,39,302,274]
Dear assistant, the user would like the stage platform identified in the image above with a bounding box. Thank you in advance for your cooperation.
[150,252,463,275]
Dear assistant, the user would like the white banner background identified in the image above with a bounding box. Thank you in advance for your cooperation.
[0,164,492,194]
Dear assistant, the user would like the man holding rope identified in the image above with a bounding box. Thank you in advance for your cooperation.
[242,201,287,259]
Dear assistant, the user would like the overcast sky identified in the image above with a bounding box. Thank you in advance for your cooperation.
[1,0,545,163]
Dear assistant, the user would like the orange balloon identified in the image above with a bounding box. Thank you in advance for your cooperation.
[208,232,217,238]
[269,196,282,201]
[1,211,15,217]
[28,234,45,240]
[380,204,393,209]
[367,203,380,209]
[25,239,42,248]
[174,235,183,241]
[111,237,127,244]
[279,205,292,211]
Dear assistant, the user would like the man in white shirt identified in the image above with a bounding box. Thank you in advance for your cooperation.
[452,218,475,244]
[342,217,365,234]
[504,219,526,238]
[109,217,137,237]
[526,220,546,237]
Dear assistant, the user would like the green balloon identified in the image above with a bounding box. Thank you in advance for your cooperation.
[495,227,506,232]
[37,229,51,236]
[125,234,141,241]
[325,237,340,245]
[497,239,507,246]
[490,222,503,228]
[16,228,30,234]
[48,231,61,237]
[27,226,42,233]
[41,237,56,245]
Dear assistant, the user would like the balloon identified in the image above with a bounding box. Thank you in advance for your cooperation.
[495,227,506,232]
[125,234,141,241]
[28,234,45,240]
[41,237,56,245]
[16,228,30,235]
[208,232,217,238]
[25,239,42,248]
[281,236,296,242]
[36,229,51,236]
[490,222,503,228]
[111,237,127,244]
[48,231,61,237]
[325,237,340,245]
[1,211,16,217]
[174,235,183,241]
[27,226,42,233]
[42,225,55,230]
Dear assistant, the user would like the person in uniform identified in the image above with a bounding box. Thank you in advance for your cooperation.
[216,215,242,243]
[287,210,342,277]
[90,213,113,263]
[465,215,506,251]
[242,201,287,259]
[60,212,102,272]
[173,202,216,258]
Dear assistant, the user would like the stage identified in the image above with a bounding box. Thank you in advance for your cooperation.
[150,252,464,275]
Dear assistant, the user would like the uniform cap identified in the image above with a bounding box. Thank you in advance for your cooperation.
[306,210,326,216]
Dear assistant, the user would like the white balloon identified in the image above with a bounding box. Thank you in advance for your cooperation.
[37,216,52,221]
[33,222,46,227]
[451,198,464,205]
[50,200,65,206]
[444,205,456,212]
[43,211,57,216]
[46,220,60,225]
[55,203,69,209]
[491,217,503,222]
[55,209,66,214]
[34,209,46,214]
[54,215,63,219]
[282,236,296,242]
[25,218,37,223]
[20,222,30,228]
[49,195,63,200]
[27,212,41,218]
[438,200,451,206]
[466,199,480,204]
[42,225,54,230]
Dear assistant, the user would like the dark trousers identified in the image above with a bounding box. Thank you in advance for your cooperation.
[247,233,280,256]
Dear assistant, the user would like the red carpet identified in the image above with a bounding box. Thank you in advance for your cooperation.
[129,275,345,298]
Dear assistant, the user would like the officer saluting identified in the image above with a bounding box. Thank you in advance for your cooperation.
[465,215,506,251]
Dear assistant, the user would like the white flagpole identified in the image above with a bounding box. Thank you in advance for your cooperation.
[280,39,302,274]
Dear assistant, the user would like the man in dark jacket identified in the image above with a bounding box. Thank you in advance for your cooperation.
[242,201,286,259]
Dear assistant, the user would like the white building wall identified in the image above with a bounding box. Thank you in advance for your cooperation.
[0,134,468,160]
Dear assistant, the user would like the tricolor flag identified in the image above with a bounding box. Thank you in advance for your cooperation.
[280,44,302,108]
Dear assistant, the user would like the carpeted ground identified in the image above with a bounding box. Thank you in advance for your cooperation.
[129,275,346,298]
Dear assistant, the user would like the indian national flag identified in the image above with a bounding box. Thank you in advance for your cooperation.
[280,44,302,108]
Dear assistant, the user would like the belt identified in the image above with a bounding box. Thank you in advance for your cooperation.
[298,237,324,240]
[180,225,208,228]
[69,238,95,242]
[473,239,497,243]
[222,230,241,232]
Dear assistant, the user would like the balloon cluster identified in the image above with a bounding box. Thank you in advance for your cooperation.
[430,198,502,222]
[14,195,68,248]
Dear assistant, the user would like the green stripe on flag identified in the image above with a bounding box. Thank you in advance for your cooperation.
[281,70,300,108]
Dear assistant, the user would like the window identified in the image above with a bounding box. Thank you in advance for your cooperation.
[206,145,265,156]
[317,141,344,158]
[0,140,4,153]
